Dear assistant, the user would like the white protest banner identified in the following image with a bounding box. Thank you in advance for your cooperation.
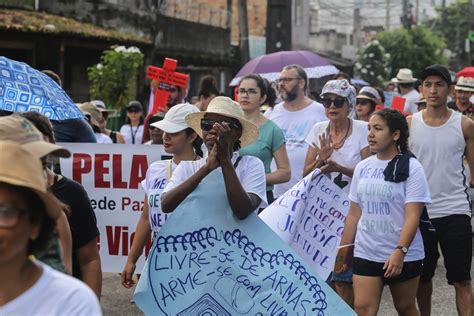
[59,143,169,273]
[259,169,350,280]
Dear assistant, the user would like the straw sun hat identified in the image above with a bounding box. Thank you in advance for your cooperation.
[185,96,259,147]
[0,141,62,219]
[391,68,417,83]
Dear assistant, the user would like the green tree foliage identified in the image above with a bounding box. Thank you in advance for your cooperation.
[426,0,470,70]
[355,40,391,87]
[376,25,447,79]
[88,45,144,111]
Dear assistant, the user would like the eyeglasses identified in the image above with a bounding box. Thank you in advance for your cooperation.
[200,118,241,131]
[0,205,28,228]
[237,88,259,96]
[275,77,301,84]
[321,97,347,108]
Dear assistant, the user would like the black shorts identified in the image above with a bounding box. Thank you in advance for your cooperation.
[420,214,472,285]
[353,257,422,285]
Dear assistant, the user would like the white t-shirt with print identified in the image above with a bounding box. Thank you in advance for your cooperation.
[95,133,113,144]
[264,101,326,197]
[305,119,369,193]
[163,152,268,211]
[120,124,144,144]
[401,89,420,113]
[0,262,101,316]
[141,159,177,232]
[349,155,431,263]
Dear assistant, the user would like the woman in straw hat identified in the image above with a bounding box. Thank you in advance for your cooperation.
[0,141,101,315]
[122,103,203,289]
[355,86,381,122]
[161,96,267,219]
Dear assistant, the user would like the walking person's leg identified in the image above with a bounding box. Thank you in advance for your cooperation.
[390,276,421,316]
[353,275,384,316]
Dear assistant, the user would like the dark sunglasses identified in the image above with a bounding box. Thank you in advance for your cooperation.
[321,97,347,108]
[200,118,241,131]
[127,108,141,113]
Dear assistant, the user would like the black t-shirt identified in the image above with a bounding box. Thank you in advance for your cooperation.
[51,176,99,279]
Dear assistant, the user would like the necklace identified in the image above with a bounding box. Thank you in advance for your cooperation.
[326,118,352,150]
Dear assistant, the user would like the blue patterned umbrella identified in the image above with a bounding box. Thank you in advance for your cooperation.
[0,56,84,120]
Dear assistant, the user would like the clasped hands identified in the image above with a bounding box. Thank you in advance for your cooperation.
[205,122,237,171]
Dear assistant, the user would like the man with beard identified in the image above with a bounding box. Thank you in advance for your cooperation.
[264,64,326,198]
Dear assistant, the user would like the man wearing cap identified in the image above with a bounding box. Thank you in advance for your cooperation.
[264,64,326,198]
[90,100,125,144]
[392,68,420,113]
[448,77,474,120]
[78,102,113,144]
[161,96,267,219]
[408,65,474,316]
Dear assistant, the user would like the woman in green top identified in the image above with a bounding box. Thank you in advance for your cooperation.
[238,74,291,206]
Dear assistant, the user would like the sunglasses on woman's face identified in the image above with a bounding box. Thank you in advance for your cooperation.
[200,118,241,131]
[321,97,347,108]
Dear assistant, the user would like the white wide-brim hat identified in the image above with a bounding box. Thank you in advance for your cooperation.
[185,96,259,147]
[391,68,417,83]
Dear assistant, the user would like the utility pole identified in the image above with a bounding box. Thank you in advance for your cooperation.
[415,0,419,25]
[354,1,362,50]
[226,0,232,29]
[385,0,390,31]
[470,0,474,64]
[238,0,249,63]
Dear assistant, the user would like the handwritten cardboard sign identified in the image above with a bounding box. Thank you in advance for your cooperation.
[260,170,350,280]
[59,143,170,272]
[134,169,354,315]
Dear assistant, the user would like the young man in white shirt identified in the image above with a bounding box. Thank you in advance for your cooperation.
[408,64,474,316]
[265,64,326,198]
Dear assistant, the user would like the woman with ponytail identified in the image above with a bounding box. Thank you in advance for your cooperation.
[121,103,202,289]
[337,108,431,315]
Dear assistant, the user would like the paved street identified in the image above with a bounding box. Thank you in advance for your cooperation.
[101,237,473,316]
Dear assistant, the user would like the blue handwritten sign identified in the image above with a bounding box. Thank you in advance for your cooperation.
[134,169,354,315]
[260,170,350,280]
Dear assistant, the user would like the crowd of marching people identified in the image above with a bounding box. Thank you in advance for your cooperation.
[0,61,473,316]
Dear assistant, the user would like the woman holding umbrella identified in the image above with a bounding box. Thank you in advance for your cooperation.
[237,74,290,205]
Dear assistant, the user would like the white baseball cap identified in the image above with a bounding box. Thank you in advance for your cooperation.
[151,103,199,133]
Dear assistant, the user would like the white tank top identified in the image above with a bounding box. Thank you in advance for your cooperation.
[409,110,471,219]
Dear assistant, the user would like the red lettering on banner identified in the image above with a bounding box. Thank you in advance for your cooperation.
[112,154,128,188]
[95,154,110,188]
[71,153,150,189]
[129,155,148,189]
[105,225,152,256]
[72,153,92,184]
[107,225,121,255]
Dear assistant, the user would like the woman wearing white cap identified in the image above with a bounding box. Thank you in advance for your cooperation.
[0,141,101,315]
[161,96,267,219]
[121,103,202,289]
